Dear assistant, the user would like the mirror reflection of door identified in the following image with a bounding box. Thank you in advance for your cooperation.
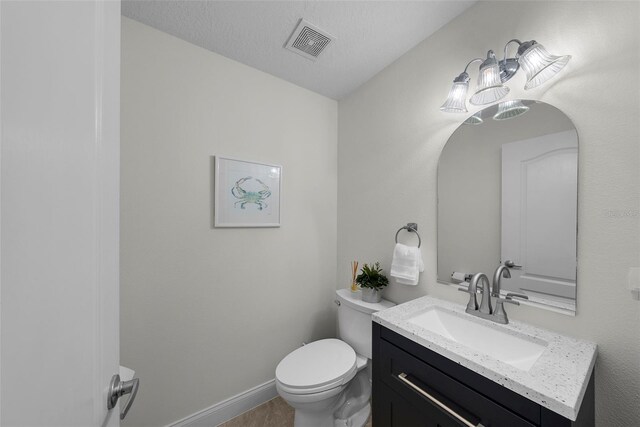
[501,130,578,305]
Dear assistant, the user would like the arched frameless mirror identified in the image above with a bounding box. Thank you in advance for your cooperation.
[437,100,578,314]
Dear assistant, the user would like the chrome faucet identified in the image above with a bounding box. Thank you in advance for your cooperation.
[492,264,511,297]
[493,294,523,324]
[492,263,528,323]
[459,273,492,319]
[458,266,528,324]
[476,274,493,315]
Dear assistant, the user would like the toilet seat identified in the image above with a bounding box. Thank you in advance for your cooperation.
[275,339,357,395]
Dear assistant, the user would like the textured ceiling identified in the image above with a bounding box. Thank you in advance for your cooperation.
[122,1,475,100]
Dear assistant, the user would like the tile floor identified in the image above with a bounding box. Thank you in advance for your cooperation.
[219,397,372,427]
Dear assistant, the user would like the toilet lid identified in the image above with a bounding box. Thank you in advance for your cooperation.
[275,339,357,395]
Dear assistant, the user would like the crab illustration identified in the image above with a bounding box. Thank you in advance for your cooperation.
[231,176,271,210]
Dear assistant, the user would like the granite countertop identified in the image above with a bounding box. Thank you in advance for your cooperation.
[372,296,597,421]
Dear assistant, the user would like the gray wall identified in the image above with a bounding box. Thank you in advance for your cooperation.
[121,18,337,426]
[338,1,640,425]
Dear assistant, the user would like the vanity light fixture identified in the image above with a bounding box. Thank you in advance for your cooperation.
[493,99,530,121]
[440,39,571,113]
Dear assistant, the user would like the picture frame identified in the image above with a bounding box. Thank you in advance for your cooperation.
[214,156,282,228]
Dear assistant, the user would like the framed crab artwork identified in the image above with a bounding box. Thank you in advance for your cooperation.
[214,156,282,227]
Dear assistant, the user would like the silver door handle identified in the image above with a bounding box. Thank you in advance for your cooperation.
[398,373,484,427]
[108,374,140,420]
[504,260,522,269]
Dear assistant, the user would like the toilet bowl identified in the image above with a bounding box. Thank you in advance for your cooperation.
[275,289,394,427]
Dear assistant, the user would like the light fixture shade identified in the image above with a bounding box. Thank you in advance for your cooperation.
[470,52,510,105]
[440,73,470,113]
[518,41,571,90]
[464,112,483,125]
[493,100,530,120]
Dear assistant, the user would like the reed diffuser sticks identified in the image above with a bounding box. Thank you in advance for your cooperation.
[350,261,359,292]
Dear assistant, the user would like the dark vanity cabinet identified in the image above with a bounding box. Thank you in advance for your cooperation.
[372,323,594,427]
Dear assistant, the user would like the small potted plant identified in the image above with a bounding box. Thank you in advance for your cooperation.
[356,262,389,303]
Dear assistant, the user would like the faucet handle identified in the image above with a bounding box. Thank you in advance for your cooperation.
[496,297,520,306]
[493,296,522,324]
[458,286,475,294]
[496,293,528,306]
[458,285,478,311]
[506,292,528,301]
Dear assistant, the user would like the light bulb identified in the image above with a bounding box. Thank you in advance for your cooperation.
[440,72,470,113]
[470,51,510,105]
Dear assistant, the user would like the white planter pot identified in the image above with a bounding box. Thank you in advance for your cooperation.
[361,288,382,303]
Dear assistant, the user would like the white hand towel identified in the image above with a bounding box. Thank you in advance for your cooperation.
[390,243,424,286]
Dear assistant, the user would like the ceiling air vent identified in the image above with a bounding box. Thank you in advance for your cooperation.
[284,19,334,61]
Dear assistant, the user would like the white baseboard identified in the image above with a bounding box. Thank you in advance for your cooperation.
[167,379,278,427]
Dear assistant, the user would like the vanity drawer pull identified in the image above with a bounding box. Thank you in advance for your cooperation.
[398,373,484,427]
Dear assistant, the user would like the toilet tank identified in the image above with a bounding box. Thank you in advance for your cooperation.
[336,289,395,359]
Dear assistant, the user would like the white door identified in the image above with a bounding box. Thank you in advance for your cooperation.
[501,130,578,303]
[1,1,122,426]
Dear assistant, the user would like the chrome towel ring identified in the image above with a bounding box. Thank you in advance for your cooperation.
[395,223,421,248]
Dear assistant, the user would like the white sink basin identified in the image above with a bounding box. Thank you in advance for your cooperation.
[407,307,547,371]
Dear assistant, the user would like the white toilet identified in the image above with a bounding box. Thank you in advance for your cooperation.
[275,289,395,427]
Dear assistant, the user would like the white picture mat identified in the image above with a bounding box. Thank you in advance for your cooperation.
[214,156,281,227]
